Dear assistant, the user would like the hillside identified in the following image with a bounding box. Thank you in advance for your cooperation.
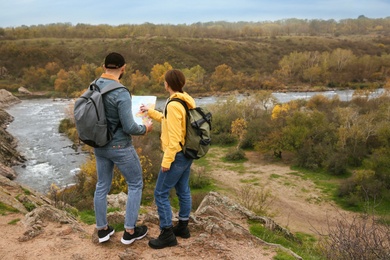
[1,34,387,78]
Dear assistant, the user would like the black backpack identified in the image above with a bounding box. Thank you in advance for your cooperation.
[165,98,212,159]
[74,80,128,148]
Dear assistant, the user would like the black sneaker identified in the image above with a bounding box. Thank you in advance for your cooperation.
[121,225,148,245]
[97,225,115,243]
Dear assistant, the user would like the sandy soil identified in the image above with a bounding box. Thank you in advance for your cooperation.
[209,149,355,236]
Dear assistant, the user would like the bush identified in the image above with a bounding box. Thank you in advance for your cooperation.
[211,132,236,145]
[58,118,74,133]
[318,213,390,260]
[225,148,246,161]
[189,166,211,189]
[326,151,348,175]
[237,184,274,215]
[191,192,208,211]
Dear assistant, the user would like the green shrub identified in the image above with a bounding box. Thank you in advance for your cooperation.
[211,132,236,145]
[190,166,211,189]
[0,202,19,215]
[225,148,246,161]
[58,118,74,134]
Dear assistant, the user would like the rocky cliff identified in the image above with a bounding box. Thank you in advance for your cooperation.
[0,89,25,180]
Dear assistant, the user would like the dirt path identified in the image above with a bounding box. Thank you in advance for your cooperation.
[207,148,355,236]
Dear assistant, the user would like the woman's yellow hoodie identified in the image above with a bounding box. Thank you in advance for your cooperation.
[147,92,196,169]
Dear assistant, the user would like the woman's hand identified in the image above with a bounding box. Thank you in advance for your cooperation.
[140,104,149,113]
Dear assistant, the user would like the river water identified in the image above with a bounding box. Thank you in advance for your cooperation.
[5,99,86,193]
[5,89,386,193]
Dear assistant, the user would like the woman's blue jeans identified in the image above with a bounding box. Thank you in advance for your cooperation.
[94,145,143,230]
[154,151,193,229]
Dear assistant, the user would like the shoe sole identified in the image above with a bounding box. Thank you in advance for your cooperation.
[98,230,115,243]
[177,233,191,239]
[148,240,178,249]
[121,230,148,245]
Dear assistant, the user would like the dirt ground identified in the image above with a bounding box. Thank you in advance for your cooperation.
[208,149,355,236]
[0,148,357,260]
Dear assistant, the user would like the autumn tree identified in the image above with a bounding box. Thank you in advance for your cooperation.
[182,65,206,92]
[22,66,49,90]
[130,70,150,94]
[54,69,83,97]
[328,48,356,83]
[231,118,247,150]
[210,64,236,92]
[150,62,172,93]
[78,63,98,86]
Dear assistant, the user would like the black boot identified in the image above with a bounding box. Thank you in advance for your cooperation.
[173,220,190,238]
[148,227,178,249]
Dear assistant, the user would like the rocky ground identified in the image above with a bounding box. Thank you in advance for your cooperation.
[0,147,359,260]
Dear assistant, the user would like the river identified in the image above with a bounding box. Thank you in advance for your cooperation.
[5,89,386,193]
[5,99,86,193]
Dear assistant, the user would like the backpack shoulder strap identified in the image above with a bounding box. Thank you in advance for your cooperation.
[100,81,127,95]
[165,98,188,117]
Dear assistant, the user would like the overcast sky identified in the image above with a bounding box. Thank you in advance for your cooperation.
[1,0,389,28]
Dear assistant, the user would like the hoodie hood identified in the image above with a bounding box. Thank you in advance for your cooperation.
[169,92,196,109]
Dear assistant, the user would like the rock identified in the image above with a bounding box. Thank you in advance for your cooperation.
[19,204,86,242]
[107,191,127,210]
[0,164,17,179]
[0,108,25,176]
[18,86,32,95]
[0,89,20,109]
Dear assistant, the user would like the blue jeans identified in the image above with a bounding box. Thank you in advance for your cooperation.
[94,145,143,230]
[154,152,193,229]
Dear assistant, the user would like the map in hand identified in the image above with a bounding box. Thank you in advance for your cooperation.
[132,95,157,124]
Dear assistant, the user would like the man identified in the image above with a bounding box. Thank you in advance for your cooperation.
[94,52,152,244]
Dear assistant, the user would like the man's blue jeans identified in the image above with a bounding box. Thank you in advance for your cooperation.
[94,145,143,230]
[154,151,193,229]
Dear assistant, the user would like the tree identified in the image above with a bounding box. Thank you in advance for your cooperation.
[78,63,98,86]
[130,70,150,94]
[183,65,206,92]
[150,62,172,92]
[54,69,70,94]
[231,118,247,150]
[210,64,236,92]
[150,62,172,84]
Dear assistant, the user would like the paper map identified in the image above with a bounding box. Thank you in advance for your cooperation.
[132,95,157,125]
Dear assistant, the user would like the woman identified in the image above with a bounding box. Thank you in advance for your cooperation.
[140,69,195,249]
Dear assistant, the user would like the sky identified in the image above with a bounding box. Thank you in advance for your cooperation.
[1,0,389,28]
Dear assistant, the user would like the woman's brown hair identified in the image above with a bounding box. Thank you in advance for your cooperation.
[165,69,185,93]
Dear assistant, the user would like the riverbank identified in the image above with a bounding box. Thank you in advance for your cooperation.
[0,90,25,180]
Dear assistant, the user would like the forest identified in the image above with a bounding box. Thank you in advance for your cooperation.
[1,17,390,97]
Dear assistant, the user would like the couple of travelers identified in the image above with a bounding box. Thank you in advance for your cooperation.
[94,52,194,249]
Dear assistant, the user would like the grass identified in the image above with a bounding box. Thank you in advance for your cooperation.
[8,218,21,225]
[79,210,95,225]
[290,165,390,218]
[0,202,19,215]
[290,166,341,201]
[240,177,260,184]
[249,221,324,260]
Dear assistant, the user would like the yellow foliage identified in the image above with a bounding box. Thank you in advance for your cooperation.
[231,118,247,150]
[77,147,155,195]
[231,118,247,138]
[352,169,375,183]
[271,103,290,119]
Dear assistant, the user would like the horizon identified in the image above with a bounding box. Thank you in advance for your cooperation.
[1,0,390,28]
